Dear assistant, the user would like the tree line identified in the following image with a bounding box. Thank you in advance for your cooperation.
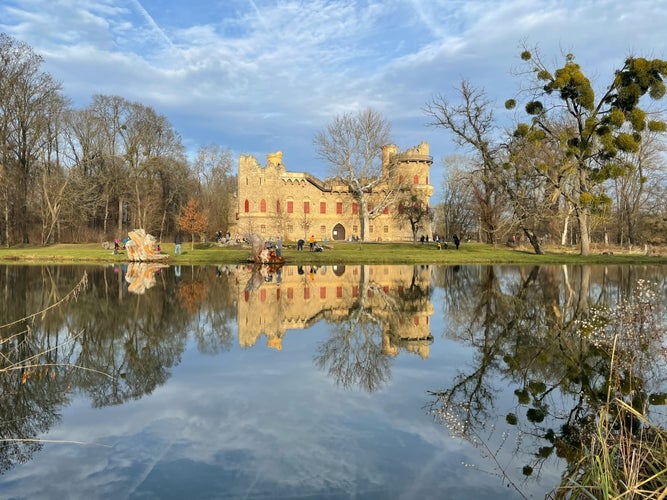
[0,33,236,247]
[427,47,667,255]
[2,32,666,253]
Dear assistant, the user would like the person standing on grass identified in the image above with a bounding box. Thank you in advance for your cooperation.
[453,234,460,250]
[175,233,182,255]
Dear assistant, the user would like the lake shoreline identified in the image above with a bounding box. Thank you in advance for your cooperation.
[1,241,667,265]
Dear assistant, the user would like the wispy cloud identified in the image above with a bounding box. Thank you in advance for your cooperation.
[0,0,665,179]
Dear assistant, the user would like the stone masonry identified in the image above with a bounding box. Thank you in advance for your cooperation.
[229,142,434,242]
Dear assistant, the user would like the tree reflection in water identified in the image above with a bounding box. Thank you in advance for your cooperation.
[0,264,236,473]
[0,270,89,473]
[314,265,432,392]
[2,263,665,495]
[427,265,667,497]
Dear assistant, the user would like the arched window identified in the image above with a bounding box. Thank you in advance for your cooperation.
[260,199,267,213]
[413,175,419,184]
[244,199,250,212]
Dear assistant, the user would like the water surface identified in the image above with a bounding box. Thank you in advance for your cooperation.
[0,264,665,499]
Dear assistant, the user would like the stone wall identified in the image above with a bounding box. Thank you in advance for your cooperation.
[229,142,434,242]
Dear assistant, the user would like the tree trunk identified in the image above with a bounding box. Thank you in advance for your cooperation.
[522,228,543,255]
[358,193,369,241]
[577,206,591,256]
[118,197,123,236]
[560,214,568,246]
[3,197,8,247]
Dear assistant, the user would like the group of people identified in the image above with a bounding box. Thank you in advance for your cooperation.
[420,234,461,250]
[296,235,324,252]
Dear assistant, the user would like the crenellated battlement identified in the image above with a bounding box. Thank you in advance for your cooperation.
[231,141,434,242]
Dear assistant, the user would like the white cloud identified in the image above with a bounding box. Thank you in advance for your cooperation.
[1,0,665,184]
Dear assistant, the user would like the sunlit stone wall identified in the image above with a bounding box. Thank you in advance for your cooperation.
[230,142,434,242]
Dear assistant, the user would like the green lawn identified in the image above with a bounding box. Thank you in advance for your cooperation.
[1,241,666,265]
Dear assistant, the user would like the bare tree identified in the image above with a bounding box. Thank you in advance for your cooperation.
[436,156,478,241]
[0,33,66,244]
[610,128,667,245]
[395,193,433,242]
[313,108,393,241]
[424,82,505,245]
[192,144,235,235]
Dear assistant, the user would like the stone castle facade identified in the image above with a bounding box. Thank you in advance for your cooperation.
[229,142,434,242]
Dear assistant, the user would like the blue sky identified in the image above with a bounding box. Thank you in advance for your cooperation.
[1,0,666,194]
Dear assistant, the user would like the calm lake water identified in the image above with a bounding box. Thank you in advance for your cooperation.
[0,263,666,499]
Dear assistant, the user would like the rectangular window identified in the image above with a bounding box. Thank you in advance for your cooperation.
[320,202,326,214]
[320,287,326,299]
[304,201,310,214]
[260,224,266,233]
[369,225,374,233]
[336,286,343,298]
[287,201,294,213]
[320,225,325,234]
[352,203,358,215]
[287,288,294,299]
[304,287,310,299]
[287,224,294,233]
[383,225,389,233]
[336,202,343,214]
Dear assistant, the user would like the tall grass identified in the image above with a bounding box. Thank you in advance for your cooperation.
[553,281,667,499]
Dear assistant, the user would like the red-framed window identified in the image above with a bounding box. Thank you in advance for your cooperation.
[320,201,326,214]
[304,201,310,214]
[336,202,343,214]
[244,199,250,212]
[287,201,294,213]
[260,199,267,213]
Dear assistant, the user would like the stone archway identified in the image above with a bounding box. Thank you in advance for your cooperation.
[332,223,346,241]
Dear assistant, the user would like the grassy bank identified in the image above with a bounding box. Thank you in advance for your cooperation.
[1,241,666,265]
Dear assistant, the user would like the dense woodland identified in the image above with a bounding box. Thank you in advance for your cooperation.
[2,33,667,254]
[0,34,236,247]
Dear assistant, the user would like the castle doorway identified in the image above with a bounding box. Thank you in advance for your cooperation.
[332,223,346,241]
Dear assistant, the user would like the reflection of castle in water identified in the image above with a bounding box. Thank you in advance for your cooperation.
[233,264,434,358]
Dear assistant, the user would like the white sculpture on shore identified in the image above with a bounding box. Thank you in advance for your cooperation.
[125,229,169,262]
